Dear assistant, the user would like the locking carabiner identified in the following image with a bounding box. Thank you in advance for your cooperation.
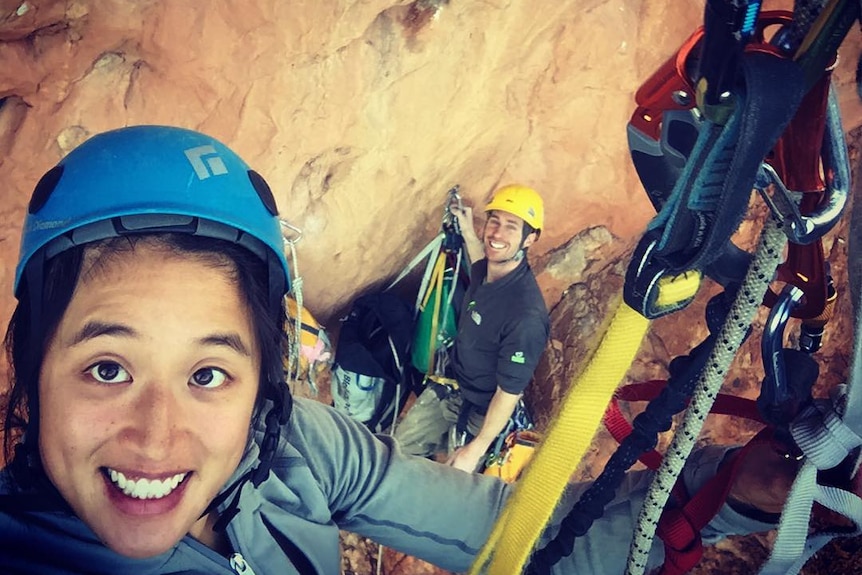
[760,284,804,420]
[754,85,849,245]
[756,283,818,461]
[756,74,848,319]
[443,185,464,253]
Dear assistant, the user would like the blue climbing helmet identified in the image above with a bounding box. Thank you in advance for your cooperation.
[14,125,294,496]
[15,125,291,305]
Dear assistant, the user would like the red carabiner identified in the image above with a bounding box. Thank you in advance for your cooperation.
[762,72,832,319]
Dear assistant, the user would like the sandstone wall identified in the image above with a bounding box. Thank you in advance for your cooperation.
[2,1,862,573]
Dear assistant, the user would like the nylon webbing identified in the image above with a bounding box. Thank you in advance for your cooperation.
[754,177,862,574]
[386,232,444,294]
[625,219,787,575]
[426,252,447,375]
[469,302,650,575]
[756,387,862,574]
[649,53,807,274]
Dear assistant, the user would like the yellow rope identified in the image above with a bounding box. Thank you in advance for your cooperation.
[469,301,650,574]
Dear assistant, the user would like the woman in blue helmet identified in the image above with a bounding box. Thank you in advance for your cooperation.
[0,125,799,574]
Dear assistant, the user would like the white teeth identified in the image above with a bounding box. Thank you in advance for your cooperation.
[489,241,506,249]
[107,468,188,500]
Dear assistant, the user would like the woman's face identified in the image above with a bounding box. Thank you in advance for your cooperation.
[38,243,260,558]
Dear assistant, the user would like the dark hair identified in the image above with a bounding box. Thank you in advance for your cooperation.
[2,233,287,483]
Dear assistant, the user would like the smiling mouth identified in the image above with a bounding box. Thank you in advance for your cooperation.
[103,468,189,500]
[488,241,506,249]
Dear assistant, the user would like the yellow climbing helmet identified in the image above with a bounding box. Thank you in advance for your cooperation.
[484,184,544,231]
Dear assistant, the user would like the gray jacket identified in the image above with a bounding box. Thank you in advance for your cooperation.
[0,398,774,574]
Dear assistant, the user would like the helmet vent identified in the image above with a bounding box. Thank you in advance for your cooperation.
[29,166,64,214]
[248,170,278,216]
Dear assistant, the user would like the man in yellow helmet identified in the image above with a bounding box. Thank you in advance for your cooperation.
[395,185,550,473]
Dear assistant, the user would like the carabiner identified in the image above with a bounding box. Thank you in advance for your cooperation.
[279,219,303,247]
[444,185,463,230]
[754,84,849,245]
[757,79,847,319]
[757,283,818,440]
[446,184,463,211]
[761,284,804,412]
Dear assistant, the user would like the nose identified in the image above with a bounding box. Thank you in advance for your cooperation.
[122,380,180,461]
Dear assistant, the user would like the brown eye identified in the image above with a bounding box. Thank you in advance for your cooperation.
[87,362,131,384]
[190,367,228,389]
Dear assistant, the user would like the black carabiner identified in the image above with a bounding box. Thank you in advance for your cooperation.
[757,284,819,430]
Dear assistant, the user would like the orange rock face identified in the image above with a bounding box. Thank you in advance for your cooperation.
[2,1,862,573]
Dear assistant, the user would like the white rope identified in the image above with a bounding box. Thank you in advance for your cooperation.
[625,219,787,575]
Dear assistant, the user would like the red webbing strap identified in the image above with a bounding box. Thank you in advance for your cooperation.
[604,381,766,469]
[603,381,772,574]
[656,427,774,575]
[604,380,668,470]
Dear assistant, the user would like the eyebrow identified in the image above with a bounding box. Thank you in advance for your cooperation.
[70,322,251,357]
[488,213,517,224]
[199,333,251,357]
[490,215,519,227]
[71,321,137,346]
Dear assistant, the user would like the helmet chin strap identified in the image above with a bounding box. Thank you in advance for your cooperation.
[506,249,525,264]
[208,382,292,533]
